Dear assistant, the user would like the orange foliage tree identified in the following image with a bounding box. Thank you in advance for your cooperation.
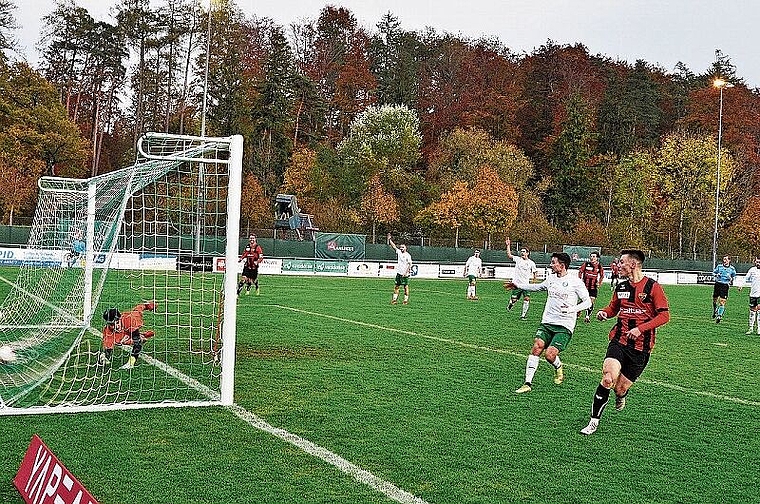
[416,181,471,247]
[360,173,398,243]
[467,166,518,248]
[240,172,271,230]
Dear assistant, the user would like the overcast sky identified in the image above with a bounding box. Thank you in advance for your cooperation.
[13,0,760,88]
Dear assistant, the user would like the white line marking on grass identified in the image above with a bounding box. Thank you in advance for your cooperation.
[229,404,429,504]
[266,304,760,408]
[142,346,430,504]
[713,342,729,347]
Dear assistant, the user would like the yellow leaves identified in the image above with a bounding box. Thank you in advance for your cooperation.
[240,173,270,228]
[360,173,399,225]
[421,166,518,236]
[283,148,318,203]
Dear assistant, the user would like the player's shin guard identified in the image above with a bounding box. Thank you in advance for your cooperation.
[591,384,610,419]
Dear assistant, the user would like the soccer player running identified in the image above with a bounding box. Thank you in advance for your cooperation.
[505,252,591,393]
[712,255,737,323]
[388,233,413,305]
[464,249,483,300]
[739,256,760,335]
[580,249,670,435]
[505,237,538,320]
[609,257,621,291]
[578,251,604,323]
[237,234,264,296]
[99,301,157,369]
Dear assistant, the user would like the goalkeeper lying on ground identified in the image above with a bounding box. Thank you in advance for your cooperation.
[99,301,156,369]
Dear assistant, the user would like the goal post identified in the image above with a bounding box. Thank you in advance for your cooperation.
[0,133,243,414]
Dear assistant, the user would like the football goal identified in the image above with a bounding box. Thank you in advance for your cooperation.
[0,133,243,414]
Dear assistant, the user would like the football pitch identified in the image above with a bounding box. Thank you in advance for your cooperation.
[1,274,759,503]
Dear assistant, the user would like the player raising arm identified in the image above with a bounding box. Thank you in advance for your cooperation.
[388,233,412,305]
[580,249,670,435]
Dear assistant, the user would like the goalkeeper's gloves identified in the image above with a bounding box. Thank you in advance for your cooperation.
[142,330,155,339]
[144,301,157,311]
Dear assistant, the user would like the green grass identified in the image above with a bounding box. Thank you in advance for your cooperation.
[2,274,760,503]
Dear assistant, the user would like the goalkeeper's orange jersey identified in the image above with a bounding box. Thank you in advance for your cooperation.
[102,303,155,349]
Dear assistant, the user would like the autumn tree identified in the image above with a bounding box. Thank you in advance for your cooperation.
[724,195,760,258]
[360,173,399,243]
[337,104,422,229]
[416,181,470,247]
[294,6,376,145]
[240,172,270,230]
[605,151,657,250]
[467,166,518,247]
[0,61,87,223]
[655,130,737,259]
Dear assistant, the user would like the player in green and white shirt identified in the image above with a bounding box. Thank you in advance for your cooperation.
[464,249,483,300]
[739,256,760,334]
[388,233,413,305]
[505,252,591,394]
[505,237,538,319]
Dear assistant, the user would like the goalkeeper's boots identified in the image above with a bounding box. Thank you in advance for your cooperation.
[580,419,599,435]
[246,288,250,295]
[120,356,136,370]
[746,329,755,335]
[515,383,532,394]
[553,364,565,385]
[507,301,515,311]
[98,353,110,365]
[615,394,626,411]
[255,287,260,296]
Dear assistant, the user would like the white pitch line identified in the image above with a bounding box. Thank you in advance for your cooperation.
[228,404,429,504]
[265,304,760,408]
[138,344,430,504]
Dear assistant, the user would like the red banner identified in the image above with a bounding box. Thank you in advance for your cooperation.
[13,434,99,504]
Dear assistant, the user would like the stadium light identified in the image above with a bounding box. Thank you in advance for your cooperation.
[712,78,733,270]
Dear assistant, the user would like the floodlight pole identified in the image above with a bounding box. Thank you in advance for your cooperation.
[201,3,212,137]
[712,78,731,270]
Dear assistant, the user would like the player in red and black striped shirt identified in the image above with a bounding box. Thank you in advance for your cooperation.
[237,234,264,296]
[578,252,604,323]
[580,249,670,435]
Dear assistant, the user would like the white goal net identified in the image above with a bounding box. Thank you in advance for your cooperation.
[0,133,242,414]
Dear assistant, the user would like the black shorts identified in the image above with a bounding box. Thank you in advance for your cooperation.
[242,267,259,280]
[713,282,730,299]
[750,297,759,309]
[605,340,650,382]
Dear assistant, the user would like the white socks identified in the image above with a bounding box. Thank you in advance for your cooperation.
[525,355,539,384]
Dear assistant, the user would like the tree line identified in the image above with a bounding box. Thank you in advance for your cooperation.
[1,0,758,259]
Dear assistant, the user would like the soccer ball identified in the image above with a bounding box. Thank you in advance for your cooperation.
[0,345,16,364]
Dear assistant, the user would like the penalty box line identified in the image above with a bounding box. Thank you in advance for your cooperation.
[266,303,760,408]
